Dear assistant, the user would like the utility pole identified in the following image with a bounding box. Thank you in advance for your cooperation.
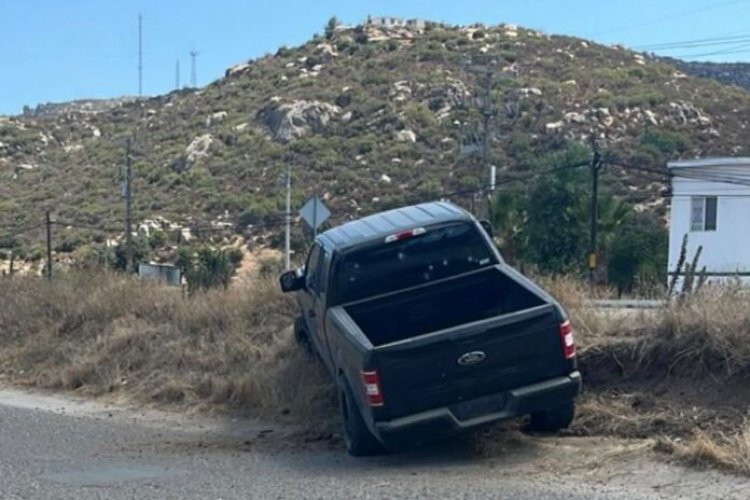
[284,165,292,271]
[589,141,603,286]
[138,14,143,96]
[461,54,509,219]
[125,139,134,273]
[190,50,199,88]
[175,59,180,90]
[45,211,53,280]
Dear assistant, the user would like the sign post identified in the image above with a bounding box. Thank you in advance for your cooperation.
[299,197,331,237]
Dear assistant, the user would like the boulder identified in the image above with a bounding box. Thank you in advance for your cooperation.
[546,121,564,132]
[315,43,338,61]
[396,129,417,143]
[226,62,251,77]
[256,100,340,143]
[175,134,213,171]
[563,112,586,124]
[644,110,659,126]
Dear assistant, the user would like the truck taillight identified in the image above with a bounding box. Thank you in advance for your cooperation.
[362,371,384,407]
[559,320,576,359]
[384,227,426,243]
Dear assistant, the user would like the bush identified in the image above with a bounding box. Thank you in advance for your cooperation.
[607,212,668,296]
[183,246,238,293]
[641,129,690,157]
[259,256,284,278]
[148,230,167,250]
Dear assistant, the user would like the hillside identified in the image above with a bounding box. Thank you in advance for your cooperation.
[667,58,750,91]
[3,20,750,259]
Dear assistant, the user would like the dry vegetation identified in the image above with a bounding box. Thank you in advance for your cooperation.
[0,272,334,429]
[1,272,749,473]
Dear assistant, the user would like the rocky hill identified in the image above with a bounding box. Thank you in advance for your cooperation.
[3,20,750,256]
[665,58,750,91]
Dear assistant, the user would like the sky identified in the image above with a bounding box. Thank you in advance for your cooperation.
[3,0,750,115]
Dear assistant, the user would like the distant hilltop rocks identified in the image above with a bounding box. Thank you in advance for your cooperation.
[20,97,140,119]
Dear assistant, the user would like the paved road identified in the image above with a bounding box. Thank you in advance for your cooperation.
[0,389,745,500]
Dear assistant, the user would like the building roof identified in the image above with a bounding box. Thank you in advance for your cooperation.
[319,202,471,251]
[668,157,750,169]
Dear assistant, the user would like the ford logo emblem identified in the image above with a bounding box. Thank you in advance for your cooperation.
[457,351,486,366]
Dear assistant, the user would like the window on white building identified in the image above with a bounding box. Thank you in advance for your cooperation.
[690,196,717,231]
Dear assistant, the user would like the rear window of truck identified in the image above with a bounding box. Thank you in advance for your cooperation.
[333,222,498,304]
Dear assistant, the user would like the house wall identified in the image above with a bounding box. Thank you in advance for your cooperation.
[669,173,750,285]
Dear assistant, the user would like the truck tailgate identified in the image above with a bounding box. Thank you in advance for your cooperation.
[372,304,568,419]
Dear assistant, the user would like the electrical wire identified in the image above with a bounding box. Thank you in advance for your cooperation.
[590,0,750,37]
[635,32,750,51]
[0,222,46,241]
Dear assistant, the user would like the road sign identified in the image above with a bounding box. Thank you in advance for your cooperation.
[299,197,331,232]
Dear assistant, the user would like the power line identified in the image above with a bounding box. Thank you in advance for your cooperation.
[675,41,750,58]
[591,0,750,37]
[0,222,46,241]
[634,32,750,51]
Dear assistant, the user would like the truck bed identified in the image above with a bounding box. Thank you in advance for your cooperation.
[341,266,570,420]
[345,266,545,347]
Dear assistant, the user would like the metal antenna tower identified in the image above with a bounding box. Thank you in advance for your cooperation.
[190,50,199,88]
[175,59,180,90]
[138,14,143,96]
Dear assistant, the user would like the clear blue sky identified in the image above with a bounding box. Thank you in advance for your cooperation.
[3,0,750,115]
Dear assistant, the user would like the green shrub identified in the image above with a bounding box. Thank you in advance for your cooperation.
[183,246,238,292]
[608,212,667,296]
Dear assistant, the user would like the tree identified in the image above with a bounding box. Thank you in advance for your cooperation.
[524,169,587,274]
[325,16,338,39]
[570,192,632,279]
[608,212,668,296]
[488,189,526,264]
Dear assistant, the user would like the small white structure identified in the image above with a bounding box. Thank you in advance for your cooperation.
[668,157,750,285]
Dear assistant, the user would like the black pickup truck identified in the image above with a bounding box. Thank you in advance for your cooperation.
[280,202,581,456]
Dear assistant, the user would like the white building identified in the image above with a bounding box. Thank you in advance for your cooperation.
[668,157,750,285]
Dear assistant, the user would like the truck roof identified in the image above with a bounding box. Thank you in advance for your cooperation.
[319,201,472,251]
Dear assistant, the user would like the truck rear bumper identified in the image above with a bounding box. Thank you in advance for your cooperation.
[374,371,582,443]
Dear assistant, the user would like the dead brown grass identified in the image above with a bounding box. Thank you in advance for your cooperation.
[537,278,750,475]
[655,427,750,474]
[3,272,750,474]
[0,272,335,428]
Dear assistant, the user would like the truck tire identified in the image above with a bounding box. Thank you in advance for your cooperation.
[528,400,576,433]
[294,316,312,352]
[339,380,384,457]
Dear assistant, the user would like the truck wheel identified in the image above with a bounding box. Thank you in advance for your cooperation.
[294,316,312,352]
[528,400,575,433]
[339,380,384,457]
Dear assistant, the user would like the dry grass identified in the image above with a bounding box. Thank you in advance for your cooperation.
[655,427,750,474]
[534,278,750,475]
[4,272,750,474]
[0,272,335,427]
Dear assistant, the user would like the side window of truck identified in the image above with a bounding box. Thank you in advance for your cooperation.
[305,244,323,293]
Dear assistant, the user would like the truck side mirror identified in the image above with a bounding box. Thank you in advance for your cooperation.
[279,270,305,293]
[479,220,494,239]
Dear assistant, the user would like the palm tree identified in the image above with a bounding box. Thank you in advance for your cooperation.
[572,192,631,280]
[488,190,526,264]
